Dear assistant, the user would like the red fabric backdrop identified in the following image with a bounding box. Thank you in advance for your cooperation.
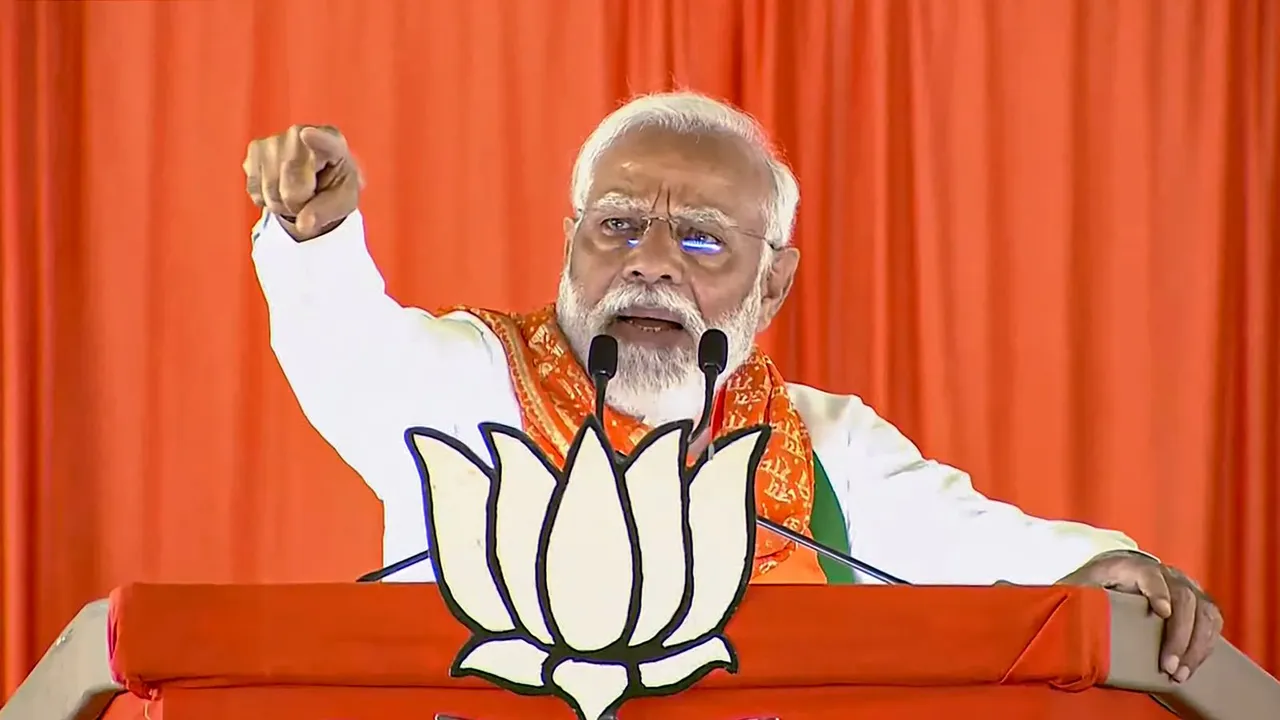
[1,0,1276,695]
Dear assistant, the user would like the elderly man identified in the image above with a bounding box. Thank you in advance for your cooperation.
[244,92,1220,681]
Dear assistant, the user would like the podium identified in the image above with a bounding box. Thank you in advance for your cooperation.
[3,583,1278,719]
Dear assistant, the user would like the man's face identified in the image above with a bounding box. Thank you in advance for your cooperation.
[555,127,799,422]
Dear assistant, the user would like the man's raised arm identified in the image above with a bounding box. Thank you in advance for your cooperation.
[244,125,506,502]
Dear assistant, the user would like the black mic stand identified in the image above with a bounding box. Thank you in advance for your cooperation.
[689,329,910,586]
[756,517,908,585]
[690,328,728,460]
[359,334,621,584]
[357,330,911,586]
[356,549,432,583]
[588,334,618,432]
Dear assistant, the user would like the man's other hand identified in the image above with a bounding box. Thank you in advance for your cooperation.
[1060,551,1223,683]
[243,125,363,240]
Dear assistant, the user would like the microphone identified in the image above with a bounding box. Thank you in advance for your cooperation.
[689,329,911,586]
[587,334,618,423]
[690,329,728,442]
[360,334,620,584]
[358,329,911,587]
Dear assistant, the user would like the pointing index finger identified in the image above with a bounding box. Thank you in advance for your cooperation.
[279,130,318,214]
[298,126,348,167]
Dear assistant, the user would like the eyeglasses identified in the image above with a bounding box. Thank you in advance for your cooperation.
[575,207,781,256]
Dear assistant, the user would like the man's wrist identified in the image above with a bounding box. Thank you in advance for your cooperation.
[273,213,346,242]
[1085,550,1203,590]
[1057,548,1158,584]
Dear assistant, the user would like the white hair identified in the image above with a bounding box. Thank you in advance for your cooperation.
[569,91,800,246]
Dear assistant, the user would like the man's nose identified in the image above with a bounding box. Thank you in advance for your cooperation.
[621,222,686,284]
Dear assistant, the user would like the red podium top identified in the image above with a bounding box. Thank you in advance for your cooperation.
[103,583,1168,720]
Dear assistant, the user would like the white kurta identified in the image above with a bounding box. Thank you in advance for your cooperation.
[251,210,1141,585]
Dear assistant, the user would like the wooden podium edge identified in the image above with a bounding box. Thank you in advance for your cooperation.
[3,592,1278,720]
[1105,591,1280,719]
[0,600,120,720]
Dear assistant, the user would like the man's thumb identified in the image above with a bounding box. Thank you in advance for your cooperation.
[295,172,359,232]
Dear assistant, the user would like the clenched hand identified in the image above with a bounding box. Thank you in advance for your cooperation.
[243,125,363,240]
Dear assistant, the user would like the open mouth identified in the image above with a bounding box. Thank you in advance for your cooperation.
[613,309,685,333]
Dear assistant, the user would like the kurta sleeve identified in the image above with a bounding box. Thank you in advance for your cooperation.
[250,210,509,502]
[835,398,1149,585]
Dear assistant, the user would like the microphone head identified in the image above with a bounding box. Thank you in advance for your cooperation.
[698,329,729,374]
[587,334,619,379]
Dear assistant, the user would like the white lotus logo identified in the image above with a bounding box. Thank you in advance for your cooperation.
[405,419,769,720]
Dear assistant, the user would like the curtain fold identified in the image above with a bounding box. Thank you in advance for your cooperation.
[1,0,1276,693]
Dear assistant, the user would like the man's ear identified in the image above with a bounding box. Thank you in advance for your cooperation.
[562,217,576,262]
[756,246,800,332]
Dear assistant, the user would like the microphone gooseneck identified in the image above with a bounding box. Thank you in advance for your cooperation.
[356,327,912,586]
[356,549,432,583]
[757,518,910,585]
[359,522,910,585]
[587,334,619,423]
[359,521,911,585]
[684,328,910,585]
[690,329,728,442]
[361,335,617,584]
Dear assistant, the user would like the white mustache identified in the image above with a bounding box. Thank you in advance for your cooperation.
[591,284,707,336]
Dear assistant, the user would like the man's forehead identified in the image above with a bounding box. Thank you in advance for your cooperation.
[589,129,770,202]
[585,164,769,228]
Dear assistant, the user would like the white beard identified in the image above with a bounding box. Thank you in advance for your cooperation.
[555,257,766,428]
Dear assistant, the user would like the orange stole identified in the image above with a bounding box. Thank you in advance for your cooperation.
[449,304,826,584]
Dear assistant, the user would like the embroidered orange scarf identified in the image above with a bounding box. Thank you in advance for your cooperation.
[452,304,825,583]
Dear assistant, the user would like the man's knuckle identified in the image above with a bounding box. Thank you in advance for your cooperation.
[280,190,311,208]
[1206,604,1225,628]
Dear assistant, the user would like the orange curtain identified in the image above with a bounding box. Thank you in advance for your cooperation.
[1,0,1276,694]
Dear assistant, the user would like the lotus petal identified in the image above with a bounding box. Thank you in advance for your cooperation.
[663,429,765,647]
[550,658,629,720]
[637,635,733,689]
[543,424,635,652]
[622,424,688,646]
[488,430,557,645]
[456,636,549,688]
[410,431,515,633]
